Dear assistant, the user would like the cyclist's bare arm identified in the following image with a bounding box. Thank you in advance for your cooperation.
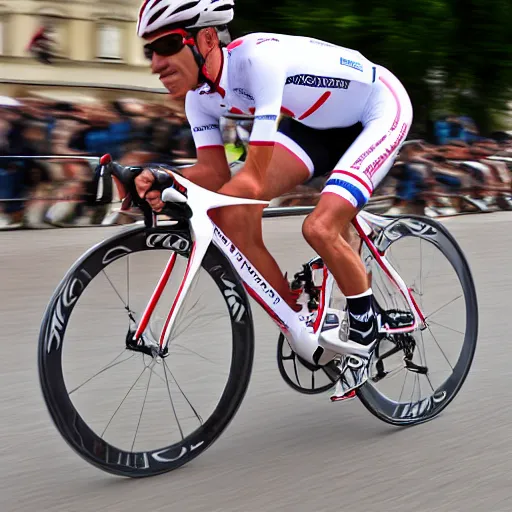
[217,144,273,199]
[181,146,231,192]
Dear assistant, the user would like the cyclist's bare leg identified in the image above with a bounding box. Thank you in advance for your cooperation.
[302,192,368,296]
[210,145,310,308]
[302,190,378,362]
[261,145,311,201]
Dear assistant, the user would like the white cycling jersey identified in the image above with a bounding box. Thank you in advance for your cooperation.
[186,32,413,208]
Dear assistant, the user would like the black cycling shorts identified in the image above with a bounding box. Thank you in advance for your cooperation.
[277,117,364,178]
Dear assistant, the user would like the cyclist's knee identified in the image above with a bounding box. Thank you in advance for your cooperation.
[302,212,339,249]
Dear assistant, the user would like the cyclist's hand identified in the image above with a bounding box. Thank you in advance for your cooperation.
[134,168,165,212]
[145,190,165,212]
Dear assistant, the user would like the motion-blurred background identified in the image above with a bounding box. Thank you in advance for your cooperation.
[0,0,511,228]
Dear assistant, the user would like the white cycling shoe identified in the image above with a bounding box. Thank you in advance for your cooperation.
[318,310,378,402]
[329,353,373,402]
[289,307,377,401]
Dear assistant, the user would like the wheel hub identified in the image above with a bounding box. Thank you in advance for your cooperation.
[125,328,168,358]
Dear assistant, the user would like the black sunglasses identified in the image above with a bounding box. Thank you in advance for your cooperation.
[144,30,195,60]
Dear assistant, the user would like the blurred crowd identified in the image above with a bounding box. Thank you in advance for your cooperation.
[1,98,512,229]
[0,96,196,227]
[270,116,512,217]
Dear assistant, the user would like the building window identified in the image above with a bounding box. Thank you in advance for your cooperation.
[97,24,122,60]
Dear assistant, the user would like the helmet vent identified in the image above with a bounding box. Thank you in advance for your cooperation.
[212,4,232,11]
[171,0,201,16]
[149,7,169,25]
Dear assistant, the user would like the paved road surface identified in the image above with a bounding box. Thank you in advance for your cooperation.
[1,213,511,512]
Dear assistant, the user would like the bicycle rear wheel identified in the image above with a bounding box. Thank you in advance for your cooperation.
[356,215,478,425]
[38,224,254,477]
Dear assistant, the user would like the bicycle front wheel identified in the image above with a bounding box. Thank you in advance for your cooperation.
[38,224,254,477]
[356,215,478,425]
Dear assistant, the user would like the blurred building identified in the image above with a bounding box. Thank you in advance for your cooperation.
[0,0,164,101]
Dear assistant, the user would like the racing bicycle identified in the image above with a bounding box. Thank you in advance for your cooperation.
[38,156,478,477]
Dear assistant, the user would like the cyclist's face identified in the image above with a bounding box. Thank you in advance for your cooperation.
[150,45,199,101]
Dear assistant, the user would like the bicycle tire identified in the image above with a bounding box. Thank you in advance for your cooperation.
[38,224,254,477]
[356,215,478,425]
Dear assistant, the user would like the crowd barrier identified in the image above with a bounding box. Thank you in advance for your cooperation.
[2,145,512,230]
[1,91,511,229]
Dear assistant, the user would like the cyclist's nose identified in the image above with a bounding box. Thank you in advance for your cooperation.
[151,53,168,74]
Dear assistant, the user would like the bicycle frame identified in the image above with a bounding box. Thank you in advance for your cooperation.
[131,170,426,362]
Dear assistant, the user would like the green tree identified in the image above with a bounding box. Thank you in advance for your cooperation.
[231,0,512,135]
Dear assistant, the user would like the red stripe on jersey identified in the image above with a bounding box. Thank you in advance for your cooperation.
[298,92,331,121]
[249,141,275,147]
[280,106,295,117]
[227,39,244,51]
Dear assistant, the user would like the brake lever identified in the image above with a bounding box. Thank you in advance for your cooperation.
[96,155,191,228]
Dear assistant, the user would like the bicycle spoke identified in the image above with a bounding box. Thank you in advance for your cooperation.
[373,272,398,311]
[170,310,224,343]
[425,295,462,321]
[168,343,217,365]
[293,355,301,387]
[378,364,405,381]
[163,359,203,425]
[102,269,126,307]
[131,367,152,452]
[417,331,429,370]
[101,366,147,438]
[69,351,136,396]
[163,361,185,440]
[426,325,454,371]
[419,238,436,290]
[427,320,465,336]
[101,269,137,323]
[410,371,418,404]
[397,367,409,403]
[391,369,410,416]
[423,367,436,393]
[417,372,423,401]
[417,330,435,392]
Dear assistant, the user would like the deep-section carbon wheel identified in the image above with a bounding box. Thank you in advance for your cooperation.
[38,225,254,476]
[356,215,478,425]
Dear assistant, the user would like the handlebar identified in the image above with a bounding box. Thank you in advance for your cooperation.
[91,154,191,228]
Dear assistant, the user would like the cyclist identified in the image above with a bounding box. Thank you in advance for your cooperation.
[134,0,413,399]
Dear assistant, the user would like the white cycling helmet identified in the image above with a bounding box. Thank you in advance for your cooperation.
[138,0,235,39]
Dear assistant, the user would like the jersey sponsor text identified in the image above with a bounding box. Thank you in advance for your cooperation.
[285,74,350,89]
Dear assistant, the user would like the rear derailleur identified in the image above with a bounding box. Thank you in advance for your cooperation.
[373,330,429,382]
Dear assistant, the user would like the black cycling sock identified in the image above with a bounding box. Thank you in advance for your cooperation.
[346,290,377,346]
